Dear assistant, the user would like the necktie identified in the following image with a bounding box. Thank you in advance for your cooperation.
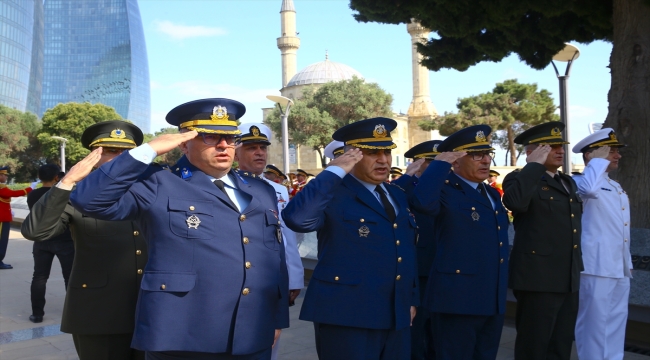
[375,185,396,222]
[478,183,491,203]
[214,180,237,209]
[553,174,568,192]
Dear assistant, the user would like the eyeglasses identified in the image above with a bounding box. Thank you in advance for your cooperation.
[200,133,237,146]
[103,148,126,154]
[470,152,495,161]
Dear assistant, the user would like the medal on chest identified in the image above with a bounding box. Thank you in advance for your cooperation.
[186,214,201,229]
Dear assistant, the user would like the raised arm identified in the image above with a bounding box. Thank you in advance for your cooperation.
[502,145,551,213]
[21,187,72,241]
[410,152,465,214]
[573,147,610,199]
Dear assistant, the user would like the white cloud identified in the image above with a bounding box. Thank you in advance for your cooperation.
[154,20,227,40]
[569,105,597,119]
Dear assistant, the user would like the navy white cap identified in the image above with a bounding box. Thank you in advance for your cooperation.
[572,128,626,154]
[324,140,345,159]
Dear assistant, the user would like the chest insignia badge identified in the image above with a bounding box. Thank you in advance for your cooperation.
[359,225,370,238]
[541,186,549,191]
[471,211,480,221]
[186,214,201,229]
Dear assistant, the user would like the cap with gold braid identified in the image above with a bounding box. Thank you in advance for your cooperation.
[332,117,397,150]
[166,98,244,135]
[80,120,144,150]
[390,167,403,176]
[572,128,626,153]
[264,164,284,178]
[0,166,9,175]
[404,140,444,160]
[514,121,569,146]
[439,125,495,153]
[237,123,271,145]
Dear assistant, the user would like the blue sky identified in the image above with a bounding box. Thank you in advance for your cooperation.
[138,0,613,166]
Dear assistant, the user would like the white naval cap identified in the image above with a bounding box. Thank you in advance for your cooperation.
[572,128,626,153]
[237,123,272,145]
[324,140,345,159]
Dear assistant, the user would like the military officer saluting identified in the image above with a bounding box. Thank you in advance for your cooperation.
[22,121,148,359]
[69,98,289,359]
[410,126,510,360]
[572,129,632,360]
[283,118,419,360]
[502,122,584,360]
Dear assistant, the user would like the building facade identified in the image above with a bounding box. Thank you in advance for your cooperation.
[0,0,43,114]
[40,0,151,132]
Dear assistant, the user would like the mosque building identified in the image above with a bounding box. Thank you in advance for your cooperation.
[265,0,440,174]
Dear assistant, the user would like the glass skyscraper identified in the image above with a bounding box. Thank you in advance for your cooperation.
[0,0,44,114]
[41,0,151,132]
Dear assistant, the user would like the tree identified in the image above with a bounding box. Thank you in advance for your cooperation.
[349,0,650,227]
[420,80,558,165]
[151,127,183,165]
[38,102,122,170]
[265,76,393,166]
[0,105,43,182]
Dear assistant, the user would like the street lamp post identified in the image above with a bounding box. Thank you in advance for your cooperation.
[266,95,294,175]
[551,43,580,174]
[51,136,68,170]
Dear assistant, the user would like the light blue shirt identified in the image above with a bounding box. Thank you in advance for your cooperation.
[455,173,496,210]
[129,144,248,212]
[325,166,399,216]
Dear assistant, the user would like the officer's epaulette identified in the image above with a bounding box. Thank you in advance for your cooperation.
[388,182,406,192]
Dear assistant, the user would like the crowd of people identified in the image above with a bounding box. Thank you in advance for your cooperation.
[0,96,631,360]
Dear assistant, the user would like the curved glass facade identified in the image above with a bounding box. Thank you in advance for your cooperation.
[41,0,151,132]
[0,0,41,112]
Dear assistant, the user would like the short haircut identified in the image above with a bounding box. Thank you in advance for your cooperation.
[524,144,538,153]
[38,164,61,182]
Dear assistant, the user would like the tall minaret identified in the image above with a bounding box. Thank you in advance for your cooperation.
[407,20,437,118]
[277,0,300,88]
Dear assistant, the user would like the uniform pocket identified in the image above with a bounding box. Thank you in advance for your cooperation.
[168,198,215,239]
[140,271,196,293]
[312,266,361,285]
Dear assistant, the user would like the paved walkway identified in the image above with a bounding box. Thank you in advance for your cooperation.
[1,227,649,360]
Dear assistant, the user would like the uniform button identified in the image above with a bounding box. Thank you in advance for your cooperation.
[245,261,252,269]
[242,288,250,295]
[498,226,501,230]
[573,229,577,233]
[499,242,503,247]
[624,239,628,242]
[500,258,504,263]
[189,206,195,211]
[495,211,499,215]
[625,223,628,226]
[571,214,574,218]
[133,231,139,236]
[622,207,625,210]
[455,270,460,274]
[471,207,476,211]
[570,199,573,202]
[398,257,402,262]
[137,269,143,275]
[396,275,401,280]
[445,180,449,184]
[550,196,554,200]
[393,223,398,229]
[240,215,246,221]
[334,276,340,281]
[243,237,249,244]
[532,251,536,254]
[161,284,166,290]
[360,219,365,223]
[82,284,87,288]
[136,250,142,255]
[573,245,578,249]
[396,240,400,246]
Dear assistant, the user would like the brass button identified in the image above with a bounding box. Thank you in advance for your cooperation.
[532,251,536,254]
[573,229,577,233]
[82,284,87,288]
[498,226,501,230]
[242,288,250,295]
[397,257,402,262]
[133,230,139,236]
[499,242,503,247]
[570,199,573,202]
[455,270,460,274]
[495,211,499,215]
[396,275,401,280]
[189,206,195,211]
[136,250,142,255]
[334,276,340,281]
[573,245,578,249]
[500,258,504,263]
[360,219,365,223]
[137,269,143,275]
[396,240,400,246]
[239,215,246,221]
[445,180,449,184]
[471,207,476,211]
[161,284,166,290]
[550,196,554,200]
[393,223,398,229]
[571,214,574,218]
[243,237,249,244]
[245,261,252,269]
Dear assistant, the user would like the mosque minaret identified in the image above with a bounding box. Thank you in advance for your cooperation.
[277,0,300,88]
[407,20,437,118]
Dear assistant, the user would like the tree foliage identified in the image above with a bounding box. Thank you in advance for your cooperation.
[265,76,393,166]
[0,105,42,182]
[420,80,558,165]
[151,127,183,165]
[38,102,123,170]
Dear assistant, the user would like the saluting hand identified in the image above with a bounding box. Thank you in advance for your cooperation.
[435,151,467,164]
[526,145,551,165]
[327,148,363,174]
[405,158,426,176]
[60,147,103,187]
[587,145,610,160]
[147,130,198,156]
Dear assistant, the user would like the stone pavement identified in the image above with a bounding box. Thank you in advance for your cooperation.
[2,227,649,360]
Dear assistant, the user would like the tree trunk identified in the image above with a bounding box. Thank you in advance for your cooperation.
[316,147,326,168]
[507,125,517,166]
[605,0,650,229]
[504,149,509,166]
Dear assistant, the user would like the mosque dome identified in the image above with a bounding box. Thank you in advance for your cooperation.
[285,55,363,88]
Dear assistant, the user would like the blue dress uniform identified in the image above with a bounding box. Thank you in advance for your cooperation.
[411,126,510,360]
[392,140,443,360]
[282,118,419,360]
[70,99,289,359]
